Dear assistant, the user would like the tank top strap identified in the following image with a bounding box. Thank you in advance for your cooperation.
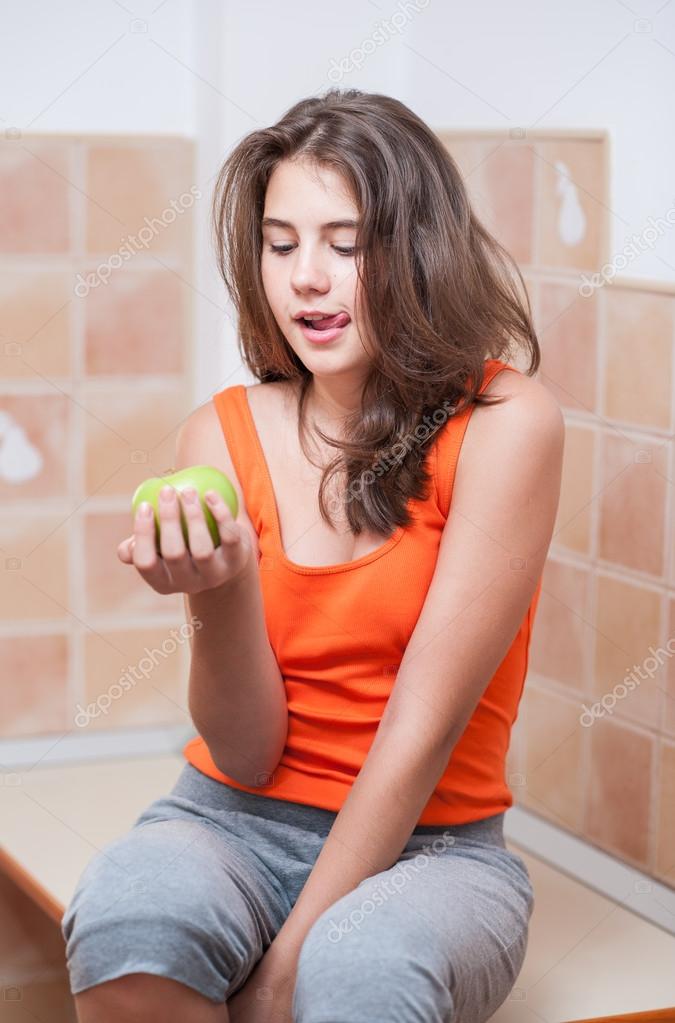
[211,384,267,536]
[434,359,518,518]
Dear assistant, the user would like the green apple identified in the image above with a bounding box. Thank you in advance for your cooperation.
[131,465,238,551]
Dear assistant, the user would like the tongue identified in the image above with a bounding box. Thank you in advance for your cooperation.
[310,312,350,331]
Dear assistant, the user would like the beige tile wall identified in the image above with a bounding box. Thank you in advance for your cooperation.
[0,134,198,747]
[440,129,674,890]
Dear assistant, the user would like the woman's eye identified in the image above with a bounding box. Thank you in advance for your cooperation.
[267,244,355,257]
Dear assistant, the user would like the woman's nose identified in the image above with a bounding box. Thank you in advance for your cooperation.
[290,248,331,293]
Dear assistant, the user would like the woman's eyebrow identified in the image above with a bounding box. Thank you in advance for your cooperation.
[261,217,359,230]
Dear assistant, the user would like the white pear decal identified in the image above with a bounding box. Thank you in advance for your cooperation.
[0,410,44,483]
[555,160,586,247]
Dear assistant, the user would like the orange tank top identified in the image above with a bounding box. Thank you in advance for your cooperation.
[183,358,543,825]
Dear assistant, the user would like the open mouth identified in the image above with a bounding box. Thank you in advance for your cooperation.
[298,312,351,331]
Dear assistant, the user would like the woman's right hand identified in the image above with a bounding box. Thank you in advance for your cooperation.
[117,484,254,595]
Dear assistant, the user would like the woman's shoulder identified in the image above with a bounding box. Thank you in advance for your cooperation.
[480,364,563,426]
[460,366,565,486]
[203,377,293,439]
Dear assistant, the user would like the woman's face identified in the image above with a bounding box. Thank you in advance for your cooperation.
[260,158,374,386]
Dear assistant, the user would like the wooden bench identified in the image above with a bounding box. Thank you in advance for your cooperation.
[1,753,184,924]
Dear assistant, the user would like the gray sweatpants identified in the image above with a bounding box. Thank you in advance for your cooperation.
[61,762,534,1022]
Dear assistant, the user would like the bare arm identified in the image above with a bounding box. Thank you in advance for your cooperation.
[174,404,288,786]
[185,562,288,786]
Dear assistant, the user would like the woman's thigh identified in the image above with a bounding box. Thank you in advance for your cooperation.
[61,799,292,1004]
[292,828,535,1023]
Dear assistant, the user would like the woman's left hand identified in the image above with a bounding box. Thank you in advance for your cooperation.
[227,944,298,1023]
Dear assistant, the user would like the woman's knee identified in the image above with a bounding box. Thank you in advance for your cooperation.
[73,971,228,1022]
[62,819,213,951]
[62,819,257,1004]
[292,907,453,1023]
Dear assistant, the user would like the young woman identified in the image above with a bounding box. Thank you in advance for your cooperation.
[62,88,564,1023]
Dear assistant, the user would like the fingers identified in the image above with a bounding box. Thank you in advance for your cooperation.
[179,486,219,563]
[131,501,173,592]
[202,490,254,583]
[155,485,201,589]
[202,490,240,546]
[157,485,187,560]
[116,536,134,564]
[119,486,245,595]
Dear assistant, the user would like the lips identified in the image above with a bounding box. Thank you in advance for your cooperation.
[294,310,351,327]
[298,316,349,344]
[301,312,350,331]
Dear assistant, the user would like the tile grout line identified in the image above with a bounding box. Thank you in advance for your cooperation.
[531,139,541,267]
[581,269,604,845]
[650,304,675,873]
[70,138,87,728]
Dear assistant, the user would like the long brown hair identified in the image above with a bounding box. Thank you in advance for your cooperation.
[212,88,540,537]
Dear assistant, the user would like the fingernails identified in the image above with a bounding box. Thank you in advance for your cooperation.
[182,487,197,503]
[138,502,152,518]
[205,491,218,504]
